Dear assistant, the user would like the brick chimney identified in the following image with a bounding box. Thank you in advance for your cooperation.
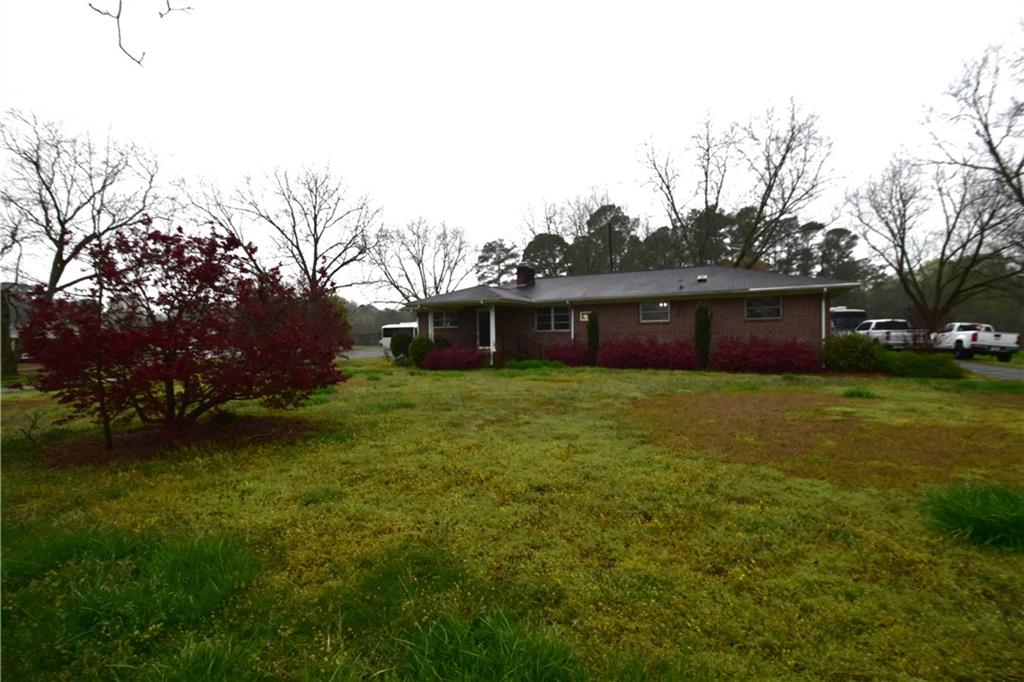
[516,263,535,287]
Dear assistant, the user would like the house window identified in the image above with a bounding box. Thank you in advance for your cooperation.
[639,301,670,323]
[433,311,459,328]
[535,306,570,331]
[745,296,782,319]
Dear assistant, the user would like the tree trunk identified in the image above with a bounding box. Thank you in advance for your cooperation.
[1,290,18,379]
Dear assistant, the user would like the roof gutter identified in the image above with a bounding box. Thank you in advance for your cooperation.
[747,282,859,293]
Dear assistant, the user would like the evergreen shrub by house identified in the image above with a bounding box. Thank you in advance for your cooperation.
[695,303,713,369]
[822,333,884,372]
[544,343,589,367]
[408,336,435,368]
[712,337,819,373]
[587,313,600,366]
[421,347,485,370]
[596,337,699,370]
[390,332,413,359]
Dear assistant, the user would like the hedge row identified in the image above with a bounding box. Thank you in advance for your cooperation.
[596,338,699,370]
[712,337,819,373]
[414,334,964,378]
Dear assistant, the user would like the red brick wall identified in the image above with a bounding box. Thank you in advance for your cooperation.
[569,294,826,351]
[419,309,479,348]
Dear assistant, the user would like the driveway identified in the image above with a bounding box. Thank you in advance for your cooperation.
[343,346,385,360]
[957,360,1024,381]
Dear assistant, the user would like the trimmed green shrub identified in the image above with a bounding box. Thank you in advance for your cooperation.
[922,482,1024,549]
[822,333,883,372]
[390,332,413,359]
[587,312,599,366]
[879,351,964,378]
[434,336,452,349]
[408,336,435,368]
[695,303,712,369]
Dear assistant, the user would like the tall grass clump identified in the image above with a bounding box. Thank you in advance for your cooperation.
[841,387,879,399]
[395,611,583,681]
[922,482,1024,549]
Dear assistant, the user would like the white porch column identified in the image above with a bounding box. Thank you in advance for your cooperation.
[427,311,434,341]
[821,289,828,341]
[489,305,497,366]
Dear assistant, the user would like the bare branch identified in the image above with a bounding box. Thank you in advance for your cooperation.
[158,0,193,18]
[88,1,145,66]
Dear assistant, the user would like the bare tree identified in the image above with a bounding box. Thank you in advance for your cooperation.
[646,103,831,268]
[228,167,379,296]
[933,40,1023,210]
[0,110,161,299]
[849,158,1024,330]
[731,101,832,268]
[368,219,472,305]
[645,117,737,265]
[183,179,266,276]
[521,189,610,241]
[88,0,193,66]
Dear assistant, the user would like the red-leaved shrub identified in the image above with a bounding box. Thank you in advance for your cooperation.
[596,337,698,370]
[712,337,819,373]
[544,343,589,367]
[422,346,485,370]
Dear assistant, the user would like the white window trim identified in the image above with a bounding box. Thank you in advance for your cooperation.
[744,296,782,320]
[433,311,459,329]
[639,301,671,324]
[535,305,571,332]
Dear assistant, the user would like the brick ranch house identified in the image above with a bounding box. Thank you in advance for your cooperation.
[410,264,859,365]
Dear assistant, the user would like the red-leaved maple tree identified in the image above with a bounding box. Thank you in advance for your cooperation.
[22,226,350,449]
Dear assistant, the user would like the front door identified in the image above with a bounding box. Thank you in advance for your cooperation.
[477,309,491,349]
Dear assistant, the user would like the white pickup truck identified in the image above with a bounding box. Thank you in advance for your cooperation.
[931,322,1020,361]
[853,319,918,349]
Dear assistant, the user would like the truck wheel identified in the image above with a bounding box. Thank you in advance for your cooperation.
[997,353,1013,363]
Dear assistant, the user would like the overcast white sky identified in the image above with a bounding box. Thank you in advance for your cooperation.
[1,1,1021,302]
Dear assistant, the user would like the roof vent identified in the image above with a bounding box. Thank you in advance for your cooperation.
[696,274,708,283]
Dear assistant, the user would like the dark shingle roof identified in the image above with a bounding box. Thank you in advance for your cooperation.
[411,266,858,308]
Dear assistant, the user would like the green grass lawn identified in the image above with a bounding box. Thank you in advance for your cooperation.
[2,360,1023,680]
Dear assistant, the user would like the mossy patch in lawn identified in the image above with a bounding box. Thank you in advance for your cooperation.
[630,390,1023,489]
